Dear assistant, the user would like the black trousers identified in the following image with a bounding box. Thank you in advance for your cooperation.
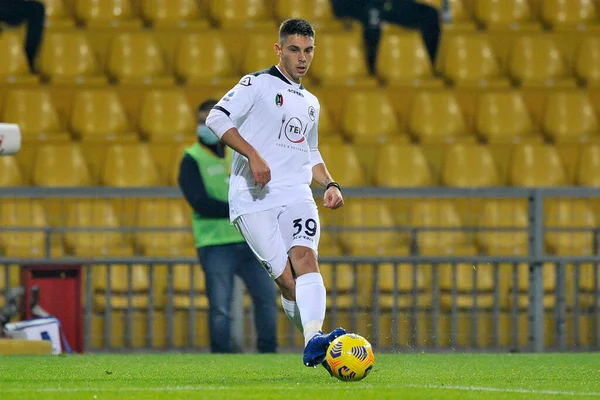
[0,0,46,72]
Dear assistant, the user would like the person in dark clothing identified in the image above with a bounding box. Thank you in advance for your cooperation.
[178,99,278,354]
[331,0,441,74]
[0,0,46,73]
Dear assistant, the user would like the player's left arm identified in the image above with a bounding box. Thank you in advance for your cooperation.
[308,105,343,210]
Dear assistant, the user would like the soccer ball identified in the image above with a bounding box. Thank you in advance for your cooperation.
[325,333,375,381]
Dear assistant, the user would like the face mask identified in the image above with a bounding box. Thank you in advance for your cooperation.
[196,125,219,145]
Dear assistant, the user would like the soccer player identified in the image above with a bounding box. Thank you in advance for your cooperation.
[205,18,346,369]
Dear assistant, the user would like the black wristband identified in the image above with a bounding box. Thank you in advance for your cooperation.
[326,181,341,191]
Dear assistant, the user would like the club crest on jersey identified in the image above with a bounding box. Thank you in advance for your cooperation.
[308,106,316,121]
[275,93,284,107]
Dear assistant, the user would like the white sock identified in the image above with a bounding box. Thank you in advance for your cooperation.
[281,295,303,333]
[295,272,326,346]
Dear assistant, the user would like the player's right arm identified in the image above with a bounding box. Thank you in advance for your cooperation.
[205,75,271,188]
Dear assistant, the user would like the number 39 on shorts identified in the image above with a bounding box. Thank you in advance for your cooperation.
[292,218,318,237]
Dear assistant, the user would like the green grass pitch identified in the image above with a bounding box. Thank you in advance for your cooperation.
[1,353,599,399]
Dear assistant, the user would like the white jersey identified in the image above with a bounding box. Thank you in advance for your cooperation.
[208,66,323,222]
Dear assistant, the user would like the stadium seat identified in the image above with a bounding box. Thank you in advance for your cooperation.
[93,264,150,310]
[240,33,279,75]
[338,199,399,255]
[545,200,596,255]
[172,264,208,310]
[476,199,528,255]
[0,201,49,257]
[273,0,346,31]
[508,144,567,186]
[316,103,337,139]
[64,200,132,256]
[37,31,107,85]
[135,199,193,256]
[541,0,600,30]
[208,0,274,29]
[375,31,444,88]
[0,30,39,84]
[317,144,366,186]
[309,33,378,87]
[441,144,500,187]
[473,0,539,30]
[1,89,65,141]
[439,262,495,309]
[174,33,237,85]
[574,35,600,87]
[542,91,599,143]
[70,89,135,141]
[0,157,25,186]
[105,32,175,86]
[140,0,209,29]
[576,143,600,185]
[340,91,400,143]
[475,91,537,143]
[407,91,470,143]
[437,34,510,88]
[74,0,142,28]
[32,144,93,186]
[409,200,468,254]
[101,144,161,187]
[320,262,357,309]
[137,90,195,142]
[507,35,576,87]
[373,144,434,187]
[39,0,76,27]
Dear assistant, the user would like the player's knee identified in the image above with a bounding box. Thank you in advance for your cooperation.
[289,246,318,276]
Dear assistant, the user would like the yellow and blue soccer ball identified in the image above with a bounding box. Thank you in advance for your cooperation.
[325,333,375,381]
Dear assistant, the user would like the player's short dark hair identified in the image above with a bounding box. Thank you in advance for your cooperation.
[198,99,218,113]
[279,18,315,44]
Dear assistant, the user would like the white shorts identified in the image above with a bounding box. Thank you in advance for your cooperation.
[233,198,320,279]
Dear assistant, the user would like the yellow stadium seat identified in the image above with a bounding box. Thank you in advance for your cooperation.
[172,264,208,310]
[439,262,495,309]
[309,33,378,87]
[542,91,599,143]
[317,144,366,186]
[340,91,400,143]
[138,90,195,142]
[101,144,161,187]
[14,134,73,184]
[70,89,135,141]
[32,144,93,186]
[135,199,193,256]
[316,103,337,139]
[274,0,346,31]
[37,31,107,85]
[93,264,150,310]
[140,0,209,29]
[0,157,25,186]
[208,0,274,29]
[508,144,567,186]
[240,33,279,75]
[106,32,175,86]
[320,262,357,309]
[374,144,434,187]
[574,36,600,86]
[409,200,470,254]
[39,0,76,27]
[0,201,49,257]
[375,31,444,88]
[338,199,399,255]
[473,0,538,29]
[507,34,576,87]
[64,200,131,256]
[407,91,470,143]
[545,200,596,255]
[576,143,600,185]
[74,0,142,28]
[0,30,39,84]
[437,34,510,88]
[475,91,537,143]
[541,0,600,30]
[441,144,500,187]
[1,89,65,141]
[476,199,528,255]
[174,33,237,85]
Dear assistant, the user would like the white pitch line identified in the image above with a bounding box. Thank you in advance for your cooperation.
[2,384,600,397]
